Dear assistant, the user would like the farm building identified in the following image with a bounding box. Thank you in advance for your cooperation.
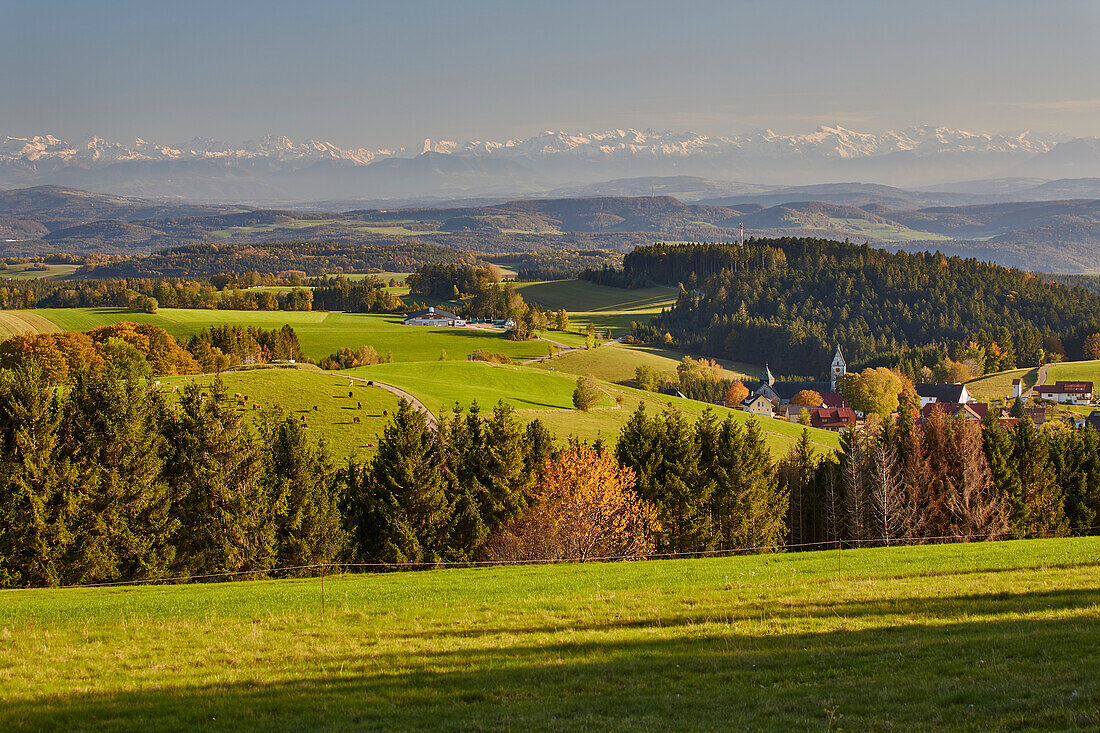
[807,407,859,431]
[915,383,972,408]
[403,307,467,327]
[1037,381,1093,405]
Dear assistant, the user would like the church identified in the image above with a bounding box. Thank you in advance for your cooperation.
[749,346,847,406]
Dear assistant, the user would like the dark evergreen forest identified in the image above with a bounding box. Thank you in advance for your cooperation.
[586,239,1100,375]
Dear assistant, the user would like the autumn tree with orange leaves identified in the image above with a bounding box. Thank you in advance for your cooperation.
[488,444,660,562]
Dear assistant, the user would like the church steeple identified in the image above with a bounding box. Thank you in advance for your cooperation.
[830,345,846,391]
[762,363,775,386]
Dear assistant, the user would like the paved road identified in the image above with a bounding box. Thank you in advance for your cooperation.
[326,371,438,429]
[1021,363,1050,399]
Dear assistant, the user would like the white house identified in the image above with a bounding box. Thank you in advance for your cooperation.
[1038,381,1093,405]
[915,383,972,409]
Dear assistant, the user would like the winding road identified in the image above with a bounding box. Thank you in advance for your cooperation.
[325,371,438,429]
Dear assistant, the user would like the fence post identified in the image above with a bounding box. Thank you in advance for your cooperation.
[320,563,326,617]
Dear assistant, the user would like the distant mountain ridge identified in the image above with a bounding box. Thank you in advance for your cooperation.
[4,185,1100,273]
[4,126,1099,201]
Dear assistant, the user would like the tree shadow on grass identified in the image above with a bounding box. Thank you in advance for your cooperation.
[5,592,1099,732]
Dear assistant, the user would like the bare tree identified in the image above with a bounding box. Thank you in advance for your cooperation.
[867,439,907,546]
[946,419,1009,540]
[842,431,867,544]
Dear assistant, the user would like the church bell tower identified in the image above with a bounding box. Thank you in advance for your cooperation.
[830,345,846,392]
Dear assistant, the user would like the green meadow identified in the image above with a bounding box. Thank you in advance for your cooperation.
[535,341,758,384]
[515,279,678,334]
[24,308,552,362]
[157,366,401,461]
[1,537,1097,731]
[0,263,81,279]
[965,366,1039,403]
[347,360,839,454]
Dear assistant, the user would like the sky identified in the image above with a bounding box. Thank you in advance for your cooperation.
[2,0,1098,148]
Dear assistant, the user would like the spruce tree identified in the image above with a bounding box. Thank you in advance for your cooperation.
[260,411,346,568]
[60,363,176,583]
[355,399,448,563]
[163,376,270,574]
[1011,417,1068,538]
[0,363,75,587]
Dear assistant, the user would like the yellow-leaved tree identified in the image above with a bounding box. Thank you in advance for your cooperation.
[487,444,660,562]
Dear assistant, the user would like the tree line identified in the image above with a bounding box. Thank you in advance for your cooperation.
[1,273,405,314]
[1,323,308,383]
[782,410,1100,549]
[2,358,1097,587]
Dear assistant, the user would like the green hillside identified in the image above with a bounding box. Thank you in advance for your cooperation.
[23,308,552,362]
[157,366,401,461]
[966,366,1039,403]
[347,360,839,454]
[2,537,1097,730]
[515,279,678,333]
[535,342,758,384]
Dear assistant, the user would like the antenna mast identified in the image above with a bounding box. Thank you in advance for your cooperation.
[739,221,744,247]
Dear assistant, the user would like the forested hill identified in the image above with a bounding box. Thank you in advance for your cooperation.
[590,239,1100,376]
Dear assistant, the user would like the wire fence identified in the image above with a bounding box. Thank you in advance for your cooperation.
[46,524,1100,592]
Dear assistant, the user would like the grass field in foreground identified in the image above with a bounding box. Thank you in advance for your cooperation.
[157,367,401,461]
[347,360,840,454]
[1,537,1097,731]
[20,308,552,363]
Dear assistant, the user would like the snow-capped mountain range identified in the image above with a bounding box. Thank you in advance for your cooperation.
[0,126,1070,166]
[1,126,1097,201]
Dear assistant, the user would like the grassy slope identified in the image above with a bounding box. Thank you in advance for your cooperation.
[967,360,1100,404]
[2,538,1097,731]
[1047,360,1100,384]
[157,367,401,462]
[26,308,552,363]
[0,263,81,279]
[966,366,1039,403]
[346,360,839,454]
[515,280,678,335]
[535,342,758,384]
[0,310,59,340]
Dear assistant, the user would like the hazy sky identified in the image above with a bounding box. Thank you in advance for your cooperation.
[2,0,1098,148]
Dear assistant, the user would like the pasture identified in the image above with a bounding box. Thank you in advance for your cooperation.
[157,366,400,461]
[1,537,1097,730]
[1046,360,1100,386]
[515,279,678,334]
[0,309,59,340]
[347,360,840,454]
[965,366,1039,403]
[536,341,758,384]
[18,308,553,363]
[0,262,81,279]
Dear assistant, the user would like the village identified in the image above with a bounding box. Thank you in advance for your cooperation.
[733,346,1097,432]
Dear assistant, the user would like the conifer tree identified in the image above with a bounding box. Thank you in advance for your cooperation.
[1010,417,1069,538]
[260,411,345,568]
[163,376,270,574]
[60,363,176,583]
[0,362,75,587]
[839,428,868,543]
[354,399,448,563]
